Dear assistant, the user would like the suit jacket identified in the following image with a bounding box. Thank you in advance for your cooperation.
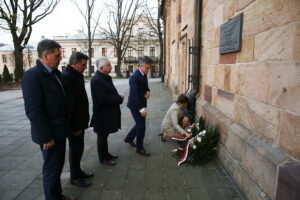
[127,69,150,111]
[62,65,89,132]
[90,71,123,133]
[22,60,71,145]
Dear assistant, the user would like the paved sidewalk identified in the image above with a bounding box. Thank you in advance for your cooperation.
[0,79,244,200]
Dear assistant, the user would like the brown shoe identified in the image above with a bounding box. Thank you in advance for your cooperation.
[136,149,151,156]
[61,195,78,200]
[124,138,136,147]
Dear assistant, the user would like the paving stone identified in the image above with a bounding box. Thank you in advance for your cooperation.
[144,188,165,200]
[165,188,188,200]
[0,156,27,170]
[121,188,145,200]
[144,169,164,189]
[101,189,122,200]
[104,168,127,189]
[15,188,42,200]
[164,168,184,189]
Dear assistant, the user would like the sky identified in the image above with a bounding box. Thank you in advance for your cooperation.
[0,0,106,44]
[0,0,158,45]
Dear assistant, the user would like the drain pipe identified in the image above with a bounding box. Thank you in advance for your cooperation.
[186,0,202,123]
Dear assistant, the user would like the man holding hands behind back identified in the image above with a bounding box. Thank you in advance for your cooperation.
[90,57,124,165]
[22,40,76,200]
[124,56,153,156]
[62,52,94,187]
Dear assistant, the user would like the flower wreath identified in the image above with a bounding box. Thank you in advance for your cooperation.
[171,117,219,166]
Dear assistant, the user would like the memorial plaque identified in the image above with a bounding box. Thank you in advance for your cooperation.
[219,13,243,54]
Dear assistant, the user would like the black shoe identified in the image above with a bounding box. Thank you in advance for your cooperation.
[159,133,167,142]
[124,138,136,147]
[107,153,119,160]
[136,149,151,156]
[100,159,116,166]
[81,171,94,179]
[61,195,78,200]
[70,178,91,187]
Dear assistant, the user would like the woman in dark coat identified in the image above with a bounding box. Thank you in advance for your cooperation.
[90,57,124,165]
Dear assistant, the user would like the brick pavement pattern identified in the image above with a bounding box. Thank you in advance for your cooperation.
[0,79,244,200]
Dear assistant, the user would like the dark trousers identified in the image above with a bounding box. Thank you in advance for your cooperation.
[96,131,110,161]
[68,130,84,179]
[125,109,146,150]
[40,138,66,200]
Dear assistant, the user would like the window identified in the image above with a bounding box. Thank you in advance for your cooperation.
[138,47,144,57]
[150,28,156,37]
[2,55,7,63]
[128,47,133,57]
[61,48,66,58]
[128,65,133,72]
[114,48,117,57]
[71,48,77,53]
[91,48,94,57]
[138,28,144,34]
[102,48,107,57]
[91,65,95,73]
[150,47,155,57]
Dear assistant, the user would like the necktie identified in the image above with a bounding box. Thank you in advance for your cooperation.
[52,69,66,96]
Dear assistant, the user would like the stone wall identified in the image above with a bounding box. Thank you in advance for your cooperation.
[162,0,300,199]
[197,0,300,199]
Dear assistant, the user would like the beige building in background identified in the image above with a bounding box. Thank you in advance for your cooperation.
[161,0,300,199]
[0,16,160,78]
[0,44,37,76]
[54,16,160,77]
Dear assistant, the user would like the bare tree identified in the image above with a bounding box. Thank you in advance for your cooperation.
[99,0,142,77]
[0,0,60,82]
[72,0,101,76]
[143,0,163,79]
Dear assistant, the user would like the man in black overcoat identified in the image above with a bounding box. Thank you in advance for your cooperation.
[62,52,94,187]
[22,39,76,200]
[90,57,124,165]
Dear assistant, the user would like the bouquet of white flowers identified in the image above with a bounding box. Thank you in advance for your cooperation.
[171,117,219,166]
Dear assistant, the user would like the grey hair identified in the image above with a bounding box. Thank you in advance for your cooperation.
[96,57,109,70]
[139,56,153,67]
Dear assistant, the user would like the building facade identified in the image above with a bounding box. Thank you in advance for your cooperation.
[54,16,160,77]
[161,0,300,199]
[0,44,37,77]
[0,16,160,78]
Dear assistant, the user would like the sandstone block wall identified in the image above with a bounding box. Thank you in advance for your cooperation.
[197,0,300,199]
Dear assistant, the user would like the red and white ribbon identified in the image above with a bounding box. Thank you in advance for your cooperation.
[171,135,188,141]
[171,136,194,166]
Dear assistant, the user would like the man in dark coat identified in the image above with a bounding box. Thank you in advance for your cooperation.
[62,52,94,188]
[90,57,124,165]
[124,56,153,156]
[22,39,76,200]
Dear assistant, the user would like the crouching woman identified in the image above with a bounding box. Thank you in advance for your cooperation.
[160,94,192,141]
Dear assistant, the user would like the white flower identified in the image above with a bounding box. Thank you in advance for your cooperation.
[199,130,206,136]
[192,145,197,149]
[197,137,202,143]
